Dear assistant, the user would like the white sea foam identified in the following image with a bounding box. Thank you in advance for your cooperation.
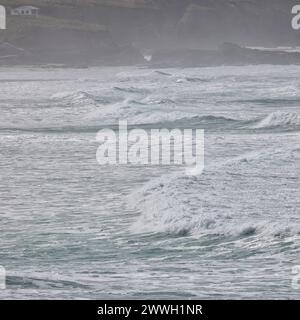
[128,144,300,238]
[252,111,300,129]
[51,91,102,108]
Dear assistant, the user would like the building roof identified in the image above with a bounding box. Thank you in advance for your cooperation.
[13,6,39,11]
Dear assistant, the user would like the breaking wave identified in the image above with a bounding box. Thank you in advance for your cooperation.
[252,112,300,129]
[128,146,300,238]
[51,91,111,107]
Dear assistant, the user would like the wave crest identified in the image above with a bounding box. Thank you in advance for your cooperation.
[52,91,110,108]
[252,112,300,129]
[128,147,300,238]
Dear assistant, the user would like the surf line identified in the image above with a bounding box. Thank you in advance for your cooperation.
[97,304,131,318]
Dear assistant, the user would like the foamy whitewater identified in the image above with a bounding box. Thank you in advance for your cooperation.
[0,65,299,299]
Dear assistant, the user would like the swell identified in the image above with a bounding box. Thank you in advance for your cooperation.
[2,84,300,133]
[1,111,300,133]
[51,91,112,107]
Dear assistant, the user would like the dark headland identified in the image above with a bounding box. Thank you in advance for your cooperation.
[0,0,300,67]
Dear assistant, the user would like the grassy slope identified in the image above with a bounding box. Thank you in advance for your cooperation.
[0,15,107,45]
[0,0,156,9]
[6,15,107,32]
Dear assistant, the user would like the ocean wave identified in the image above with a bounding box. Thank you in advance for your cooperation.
[113,86,151,94]
[188,115,237,123]
[51,91,110,107]
[154,70,172,76]
[45,91,300,133]
[7,274,89,290]
[185,77,211,83]
[251,112,300,129]
[128,147,300,238]
[147,98,175,105]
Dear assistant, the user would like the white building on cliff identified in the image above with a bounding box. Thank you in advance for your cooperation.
[11,6,40,17]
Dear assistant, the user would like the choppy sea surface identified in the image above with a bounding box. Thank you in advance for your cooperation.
[0,65,299,299]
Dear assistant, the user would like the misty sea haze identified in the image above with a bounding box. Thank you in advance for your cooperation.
[0,64,299,299]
